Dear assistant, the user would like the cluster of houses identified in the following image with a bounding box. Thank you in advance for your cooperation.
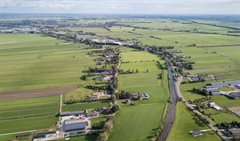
[186,74,216,83]
[123,92,150,104]
[76,34,96,40]
[203,80,240,97]
[0,27,40,34]
[33,110,98,141]
[93,70,113,84]
[88,91,111,101]
[94,47,120,65]
[187,74,205,83]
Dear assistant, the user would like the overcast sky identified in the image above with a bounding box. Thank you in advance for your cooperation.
[1,0,239,15]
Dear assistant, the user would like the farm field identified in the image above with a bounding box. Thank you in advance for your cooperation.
[0,34,96,94]
[0,96,59,134]
[167,102,220,141]
[0,33,102,140]
[108,47,169,141]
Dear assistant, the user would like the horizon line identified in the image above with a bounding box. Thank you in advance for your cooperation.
[1,13,239,16]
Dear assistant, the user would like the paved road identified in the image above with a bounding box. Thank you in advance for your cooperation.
[158,67,178,141]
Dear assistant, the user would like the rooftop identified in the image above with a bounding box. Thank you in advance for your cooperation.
[63,120,89,132]
[229,128,240,136]
[60,111,85,116]
[189,130,203,137]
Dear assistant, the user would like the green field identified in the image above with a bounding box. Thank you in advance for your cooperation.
[62,100,110,111]
[0,96,59,134]
[108,104,164,141]
[167,102,220,141]
[108,47,169,141]
[0,34,96,93]
[0,34,102,140]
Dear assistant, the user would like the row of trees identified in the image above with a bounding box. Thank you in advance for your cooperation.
[119,69,140,74]
[216,121,240,129]
[96,117,114,141]
[188,96,212,105]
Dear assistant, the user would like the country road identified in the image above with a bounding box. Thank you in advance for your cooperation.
[158,67,178,141]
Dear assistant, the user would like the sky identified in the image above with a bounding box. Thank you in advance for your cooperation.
[0,0,239,15]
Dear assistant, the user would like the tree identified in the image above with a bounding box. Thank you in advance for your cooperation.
[80,75,87,80]
[96,132,107,141]
[136,69,138,73]
[111,94,117,104]
[111,104,119,113]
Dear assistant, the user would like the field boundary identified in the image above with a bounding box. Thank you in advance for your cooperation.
[0,86,75,100]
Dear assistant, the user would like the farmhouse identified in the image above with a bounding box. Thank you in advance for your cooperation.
[96,70,113,75]
[33,131,59,141]
[203,86,221,95]
[94,75,112,81]
[209,102,223,111]
[123,99,131,104]
[227,92,240,99]
[88,91,110,100]
[208,80,240,88]
[189,130,203,137]
[229,128,240,137]
[76,34,96,40]
[131,93,139,100]
[63,119,90,132]
[60,111,86,117]
[86,111,98,118]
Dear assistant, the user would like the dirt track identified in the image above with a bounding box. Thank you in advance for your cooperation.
[0,86,75,100]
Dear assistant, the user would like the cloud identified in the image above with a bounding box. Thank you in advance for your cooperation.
[0,0,239,14]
